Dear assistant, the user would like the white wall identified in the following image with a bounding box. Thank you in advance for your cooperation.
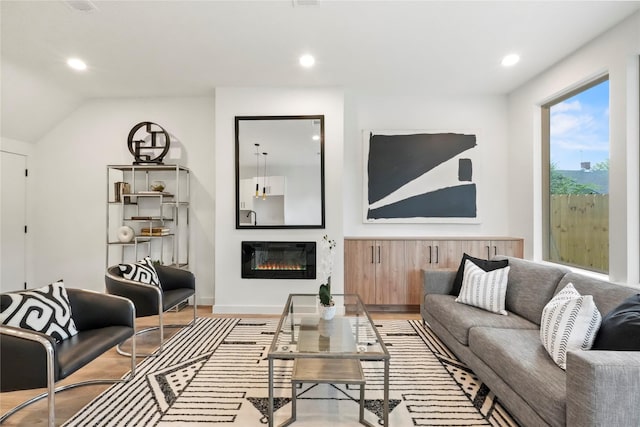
[30,96,216,303]
[214,88,344,313]
[1,58,83,143]
[343,92,511,238]
[284,165,322,225]
[507,11,640,285]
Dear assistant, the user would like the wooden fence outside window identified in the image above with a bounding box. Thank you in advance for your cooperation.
[549,194,609,273]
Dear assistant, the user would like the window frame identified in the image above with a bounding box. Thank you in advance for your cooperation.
[540,74,610,270]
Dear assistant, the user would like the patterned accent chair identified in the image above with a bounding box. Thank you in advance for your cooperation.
[105,264,196,357]
[0,288,136,427]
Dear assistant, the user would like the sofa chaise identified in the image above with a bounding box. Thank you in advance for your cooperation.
[421,256,640,427]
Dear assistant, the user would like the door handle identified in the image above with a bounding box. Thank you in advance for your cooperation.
[377,246,381,264]
[435,246,439,264]
[486,246,490,260]
[371,246,374,264]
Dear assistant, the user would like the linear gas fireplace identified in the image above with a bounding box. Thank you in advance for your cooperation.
[242,241,316,279]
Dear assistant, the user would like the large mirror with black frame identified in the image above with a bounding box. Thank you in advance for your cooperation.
[235,115,325,229]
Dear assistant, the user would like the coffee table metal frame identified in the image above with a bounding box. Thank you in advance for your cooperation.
[287,357,368,427]
[267,293,390,427]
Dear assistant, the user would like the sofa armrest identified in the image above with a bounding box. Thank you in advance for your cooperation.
[67,288,135,331]
[423,269,456,296]
[566,350,640,427]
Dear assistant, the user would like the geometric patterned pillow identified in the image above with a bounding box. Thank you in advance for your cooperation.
[455,259,510,315]
[0,280,79,342]
[118,256,161,288]
[540,283,602,370]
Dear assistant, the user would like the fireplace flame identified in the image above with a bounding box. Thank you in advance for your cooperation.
[255,262,306,271]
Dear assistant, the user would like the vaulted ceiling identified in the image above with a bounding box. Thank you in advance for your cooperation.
[2,1,639,142]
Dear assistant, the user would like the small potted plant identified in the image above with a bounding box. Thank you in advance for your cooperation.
[318,235,336,320]
[319,280,335,318]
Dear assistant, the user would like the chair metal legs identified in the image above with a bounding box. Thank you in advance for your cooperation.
[0,330,136,427]
[117,298,197,358]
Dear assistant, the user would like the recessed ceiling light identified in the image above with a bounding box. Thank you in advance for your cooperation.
[501,54,520,67]
[299,54,315,68]
[293,0,320,6]
[64,0,97,12]
[67,57,87,71]
[312,135,320,141]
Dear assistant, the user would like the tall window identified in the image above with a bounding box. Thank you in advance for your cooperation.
[542,77,610,273]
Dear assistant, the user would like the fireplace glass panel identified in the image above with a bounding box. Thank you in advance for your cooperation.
[242,241,316,279]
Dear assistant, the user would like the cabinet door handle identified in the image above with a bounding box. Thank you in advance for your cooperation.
[493,246,498,257]
[371,246,374,264]
[428,246,432,264]
[377,246,381,264]
[435,246,439,264]
[486,246,490,260]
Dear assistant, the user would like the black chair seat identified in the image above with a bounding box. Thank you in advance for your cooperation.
[163,288,195,311]
[57,325,134,379]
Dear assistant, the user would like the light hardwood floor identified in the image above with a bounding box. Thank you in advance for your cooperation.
[0,306,420,426]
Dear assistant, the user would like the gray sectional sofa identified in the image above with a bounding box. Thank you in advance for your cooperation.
[421,256,640,427]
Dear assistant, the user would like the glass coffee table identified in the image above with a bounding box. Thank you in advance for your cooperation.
[267,294,390,427]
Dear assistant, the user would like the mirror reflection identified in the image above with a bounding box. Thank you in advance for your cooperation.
[235,115,325,228]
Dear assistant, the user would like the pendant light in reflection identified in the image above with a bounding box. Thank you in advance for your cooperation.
[262,152,268,200]
[254,143,260,198]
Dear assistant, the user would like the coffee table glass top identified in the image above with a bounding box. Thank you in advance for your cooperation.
[268,294,389,359]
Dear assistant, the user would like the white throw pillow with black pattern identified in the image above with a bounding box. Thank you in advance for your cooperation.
[119,257,161,288]
[540,283,602,370]
[0,280,79,342]
[455,259,510,315]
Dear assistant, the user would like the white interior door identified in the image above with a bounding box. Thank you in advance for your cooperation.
[1,150,27,292]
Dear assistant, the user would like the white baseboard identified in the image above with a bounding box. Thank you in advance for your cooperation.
[195,296,214,307]
[213,304,285,315]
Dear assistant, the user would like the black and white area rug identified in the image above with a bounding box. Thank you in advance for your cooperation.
[64,318,518,426]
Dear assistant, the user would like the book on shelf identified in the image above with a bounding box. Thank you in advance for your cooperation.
[140,227,171,236]
[136,191,173,196]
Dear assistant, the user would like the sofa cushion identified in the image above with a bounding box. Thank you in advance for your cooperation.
[469,327,566,427]
[424,294,537,345]
[493,256,569,325]
[455,260,510,315]
[592,293,640,351]
[450,253,509,296]
[540,283,601,369]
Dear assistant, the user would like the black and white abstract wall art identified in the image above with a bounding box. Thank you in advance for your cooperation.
[363,130,481,223]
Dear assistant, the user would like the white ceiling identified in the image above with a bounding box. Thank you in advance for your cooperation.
[1,1,639,141]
